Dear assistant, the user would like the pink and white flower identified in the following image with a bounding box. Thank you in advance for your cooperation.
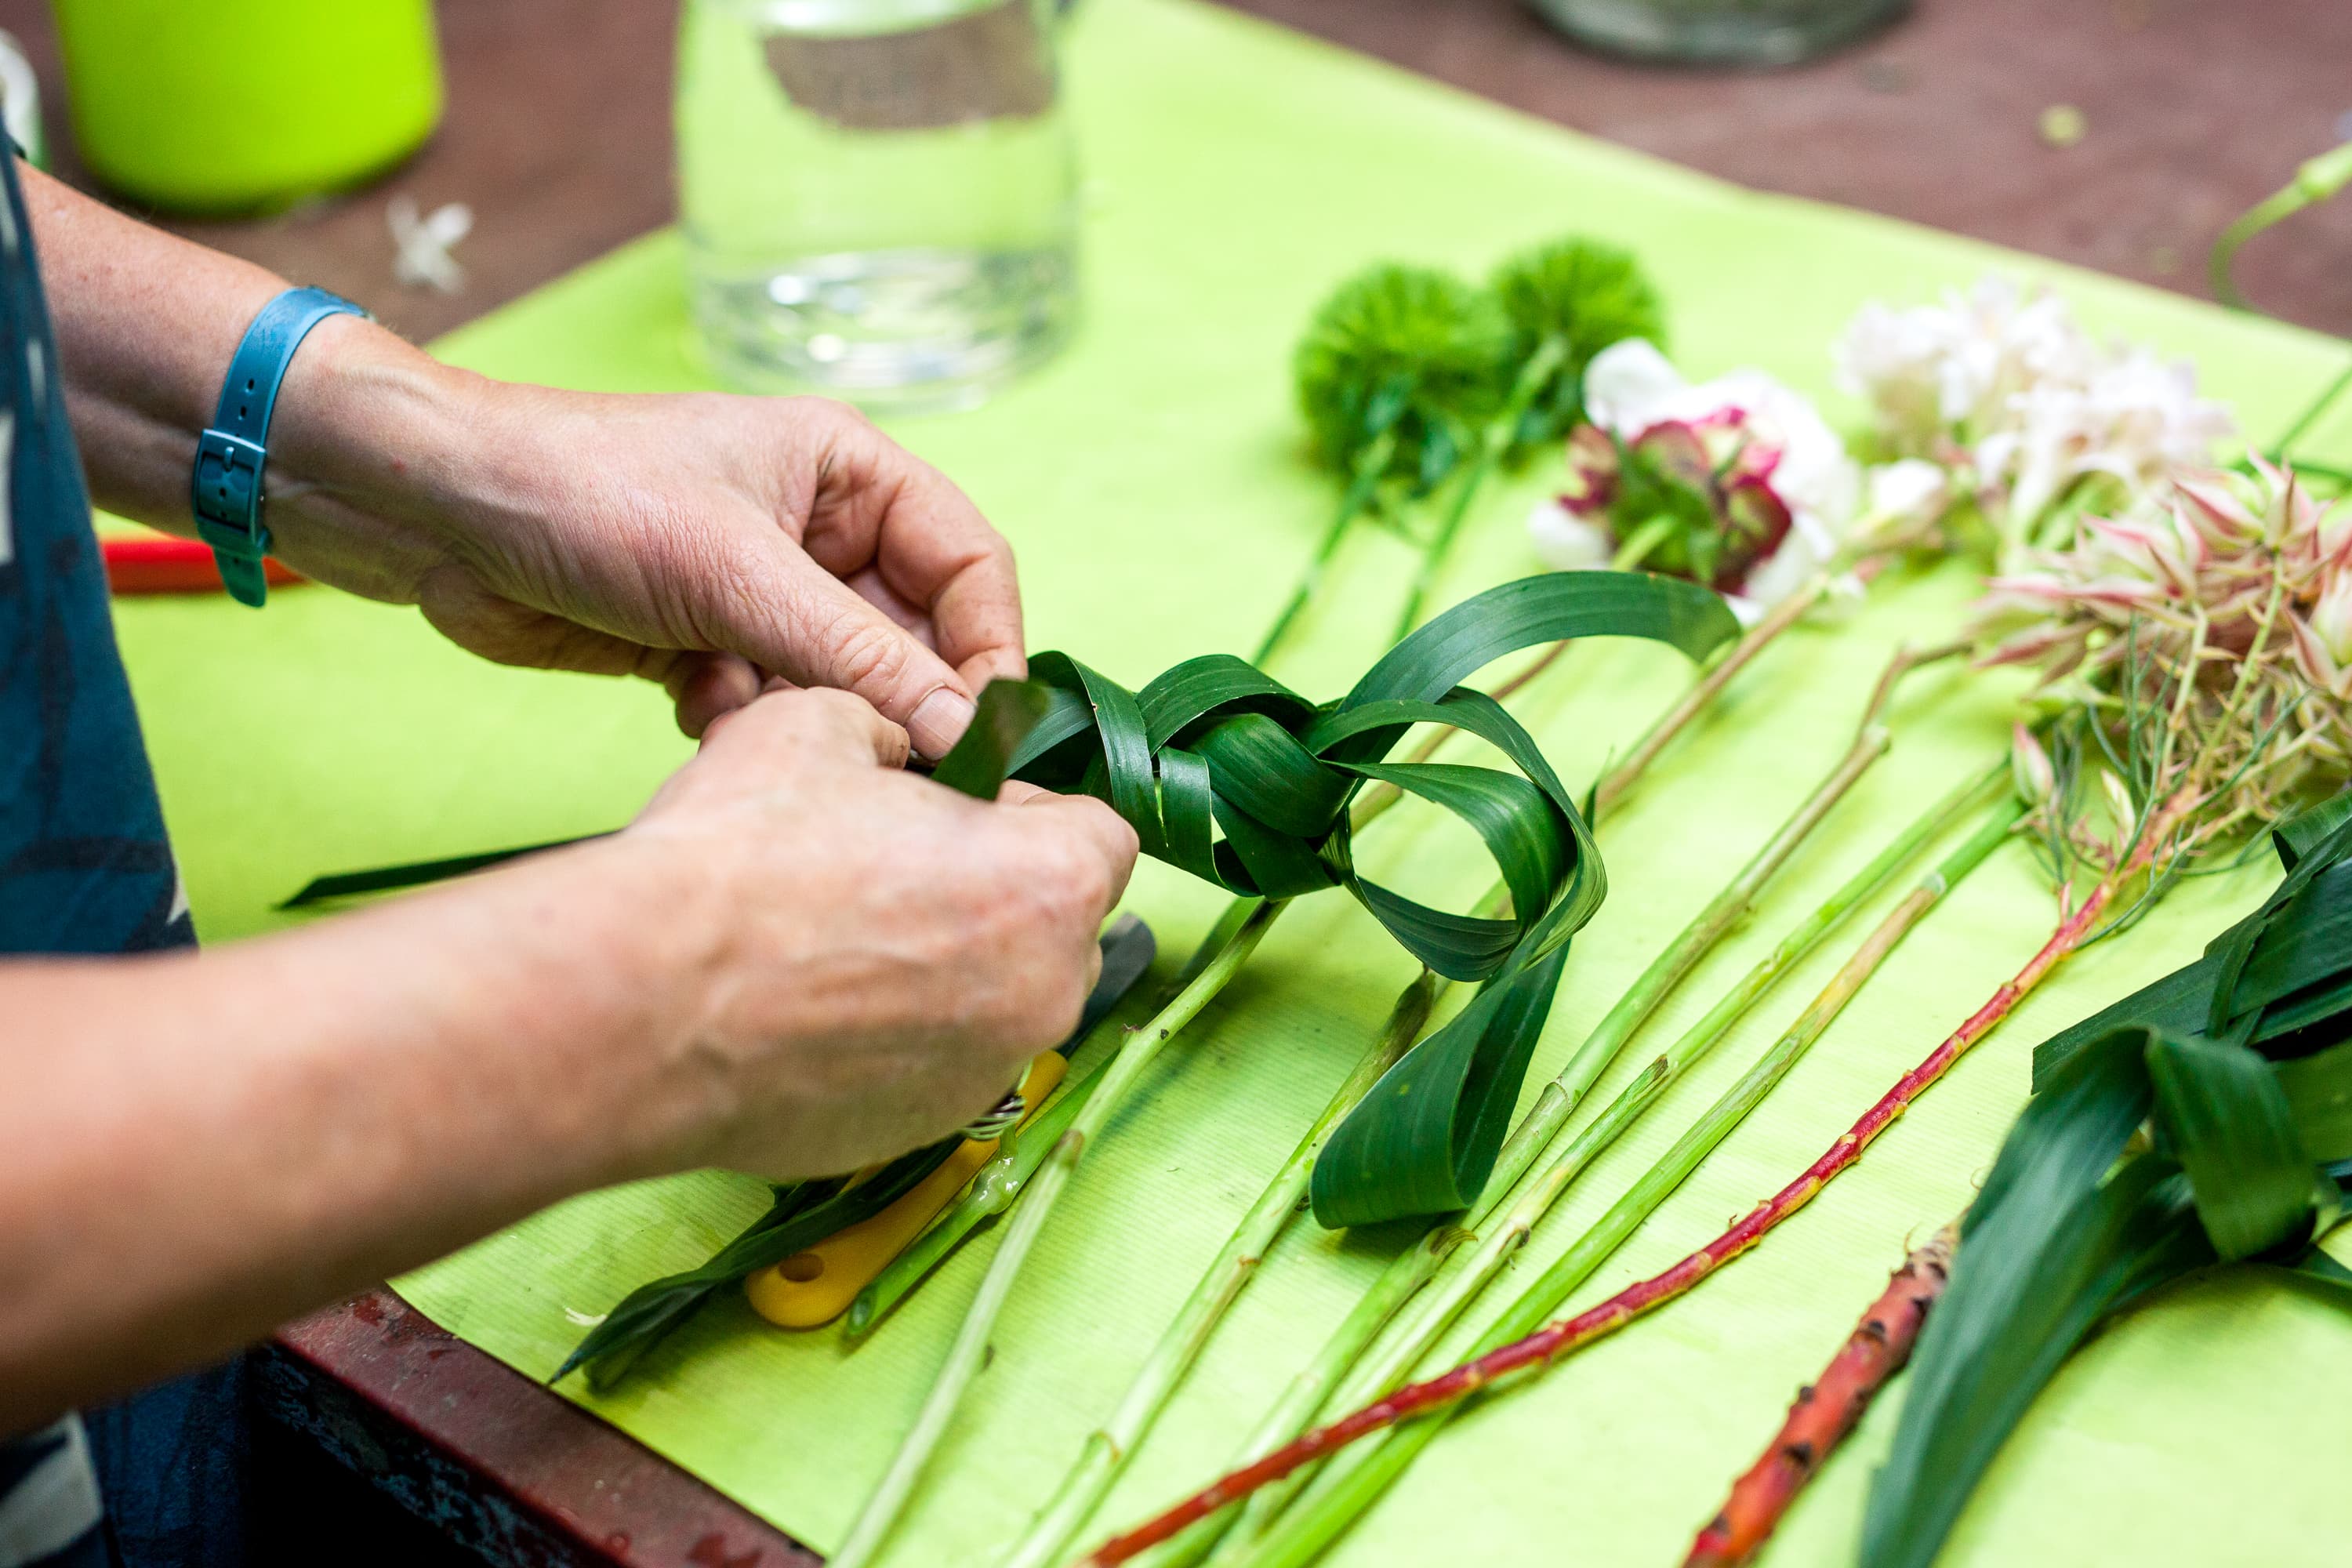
[1526,339,1860,622]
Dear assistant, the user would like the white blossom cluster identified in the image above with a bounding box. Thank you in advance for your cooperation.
[1836,278,2236,561]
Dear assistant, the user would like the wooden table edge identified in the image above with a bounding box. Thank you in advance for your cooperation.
[263,1289,823,1568]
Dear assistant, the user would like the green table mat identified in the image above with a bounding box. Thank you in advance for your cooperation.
[112,2,2352,1563]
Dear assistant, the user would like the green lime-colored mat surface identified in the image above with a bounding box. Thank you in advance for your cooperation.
[113,2,2352,1563]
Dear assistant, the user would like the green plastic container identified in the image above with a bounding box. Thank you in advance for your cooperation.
[53,0,442,214]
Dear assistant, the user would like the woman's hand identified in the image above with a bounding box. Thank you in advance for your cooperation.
[607,686,1139,1177]
[269,336,1021,757]
[0,685,1139,1427]
[35,163,1011,753]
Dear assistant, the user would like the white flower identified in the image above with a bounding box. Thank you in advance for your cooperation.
[1988,348,2235,533]
[1838,276,2236,564]
[1526,497,1613,572]
[1864,458,1952,532]
[1836,278,2098,456]
[1532,339,1864,622]
[1580,339,1864,559]
[1581,338,1688,430]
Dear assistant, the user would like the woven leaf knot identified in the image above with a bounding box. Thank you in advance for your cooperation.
[936,572,1738,1225]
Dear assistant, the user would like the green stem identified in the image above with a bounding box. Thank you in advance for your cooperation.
[2209,140,2352,312]
[1246,761,1989,1556]
[829,901,1287,1568]
[1174,673,1923,1568]
[989,971,1443,1568]
[846,1054,1115,1338]
[1242,794,2023,1568]
[1391,338,1568,641]
[1194,723,1947,1568]
[1254,429,1399,668]
[1590,571,1835,820]
[1608,513,1676,573]
[2274,360,2352,461]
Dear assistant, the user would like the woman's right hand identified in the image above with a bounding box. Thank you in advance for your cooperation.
[602,685,1140,1181]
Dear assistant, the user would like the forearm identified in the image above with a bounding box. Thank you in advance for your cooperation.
[0,837,720,1433]
[23,160,520,600]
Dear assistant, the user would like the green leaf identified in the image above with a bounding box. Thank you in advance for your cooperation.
[1872,808,2352,1568]
[930,571,1737,1225]
[1863,1029,2210,1568]
[929,680,1053,800]
[557,1144,949,1388]
[2146,1033,2318,1260]
[1870,800,2352,1568]
[2276,1036,2352,1163]
[278,837,597,908]
[2033,790,2352,1088]
[2274,787,2352,870]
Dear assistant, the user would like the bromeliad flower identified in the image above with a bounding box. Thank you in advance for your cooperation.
[1526,339,1864,620]
[1975,457,2352,848]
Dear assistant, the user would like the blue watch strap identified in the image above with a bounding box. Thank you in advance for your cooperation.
[191,285,368,607]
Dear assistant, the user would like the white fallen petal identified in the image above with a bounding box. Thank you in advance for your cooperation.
[390,194,474,295]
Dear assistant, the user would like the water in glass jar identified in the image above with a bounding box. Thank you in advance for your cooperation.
[677,0,1078,411]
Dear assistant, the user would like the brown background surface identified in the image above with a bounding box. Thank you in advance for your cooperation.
[0,0,2346,345]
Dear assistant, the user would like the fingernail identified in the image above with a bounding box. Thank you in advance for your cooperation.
[909,688,977,761]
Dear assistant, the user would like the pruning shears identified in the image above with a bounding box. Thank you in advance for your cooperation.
[741,913,1158,1328]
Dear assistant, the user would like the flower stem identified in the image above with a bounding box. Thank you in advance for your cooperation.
[845,1054,1114,1338]
[2209,140,2352,313]
[1253,430,1399,668]
[1391,338,1569,641]
[1682,1225,1958,1568]
[1149,666,1947,1568]
[1191,760,1995,1568]
[986,969,1442,1568]
[1592,569,1839,818]
[2273,359,2352,460]
[1350,563,1837,839]
[829,900,1287,1568]
[1083,792,2021,1568]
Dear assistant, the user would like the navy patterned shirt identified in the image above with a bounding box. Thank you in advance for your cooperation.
[1,146,231,1568]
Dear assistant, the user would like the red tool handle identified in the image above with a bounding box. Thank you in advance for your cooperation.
[102,535,305,595]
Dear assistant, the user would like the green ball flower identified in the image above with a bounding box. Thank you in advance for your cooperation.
[1293,263,1511,492]
[1490,238,1666,451]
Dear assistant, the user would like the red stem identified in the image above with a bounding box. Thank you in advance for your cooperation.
[1682,1225,1957,1568]
[1084,802,2188,1568]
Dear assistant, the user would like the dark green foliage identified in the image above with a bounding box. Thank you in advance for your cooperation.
[552,916,1156,1387]
[1490,238,1667,452]
[1862,792,2352,1568]
[556,1144,951,1388]
[933,572,1739,1226]
[1292,263,1511,493]
[281,837,598,907]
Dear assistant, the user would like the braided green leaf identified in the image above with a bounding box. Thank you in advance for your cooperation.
[933,571,1738,1226]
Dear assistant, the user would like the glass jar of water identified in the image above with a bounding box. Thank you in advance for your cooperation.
[677,0,1078,412]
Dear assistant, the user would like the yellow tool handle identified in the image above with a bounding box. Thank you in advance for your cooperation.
[744,1051,1069,1330]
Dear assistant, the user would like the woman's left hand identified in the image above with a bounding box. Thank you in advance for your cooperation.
[273,343,1022,757]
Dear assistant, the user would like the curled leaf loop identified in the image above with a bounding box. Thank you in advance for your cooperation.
[934,572,1739,1225]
